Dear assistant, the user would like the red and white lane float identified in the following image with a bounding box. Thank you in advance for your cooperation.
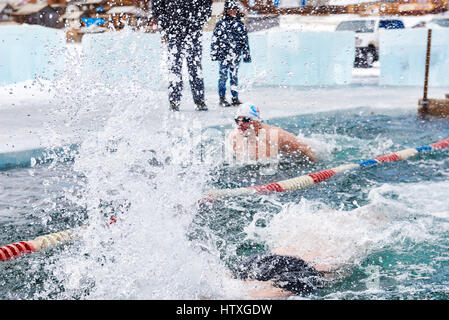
[0,228,81,262]
[203,137,449,200]
[0,218,116,262]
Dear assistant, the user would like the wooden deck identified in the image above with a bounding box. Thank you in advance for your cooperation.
[418,94,449,118]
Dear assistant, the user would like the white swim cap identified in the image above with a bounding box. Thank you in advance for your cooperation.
[235,103,261,121]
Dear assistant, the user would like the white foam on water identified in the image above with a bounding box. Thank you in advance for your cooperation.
[245,198,390,272]
[244,178,449,280]
[294,131,398,164]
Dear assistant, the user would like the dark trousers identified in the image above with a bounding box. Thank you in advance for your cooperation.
[167,31,205,106]
[218,59,240,99]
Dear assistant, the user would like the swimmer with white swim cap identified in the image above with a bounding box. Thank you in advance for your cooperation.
[226,103,317,163]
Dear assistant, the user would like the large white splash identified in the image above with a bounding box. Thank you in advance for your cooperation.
[49,96,243,298]
[31,41,248,299]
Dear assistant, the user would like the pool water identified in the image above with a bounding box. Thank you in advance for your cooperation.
[1,107,449,299]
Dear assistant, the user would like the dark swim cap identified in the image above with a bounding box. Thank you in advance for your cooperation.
[236,253,323,295]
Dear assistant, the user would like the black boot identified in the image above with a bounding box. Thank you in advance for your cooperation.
[195,101,208,111]
[219,97,231,107]
[231,97,242,106]
[170,102,180,111]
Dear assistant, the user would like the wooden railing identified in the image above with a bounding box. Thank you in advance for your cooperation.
[236,0,448,16]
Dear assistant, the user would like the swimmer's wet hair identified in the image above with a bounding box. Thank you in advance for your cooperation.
[236,253,323,295]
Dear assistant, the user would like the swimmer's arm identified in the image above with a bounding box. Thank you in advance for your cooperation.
[279,132,317,162]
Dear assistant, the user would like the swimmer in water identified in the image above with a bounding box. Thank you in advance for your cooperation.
[226,103,317,164]
[235,252,323,298]
[233,244,347,298]
[199,249,331,299]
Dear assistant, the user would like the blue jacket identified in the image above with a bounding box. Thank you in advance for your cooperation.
[211,16,251,62]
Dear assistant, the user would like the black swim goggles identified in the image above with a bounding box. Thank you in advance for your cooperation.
[235,117,251,124]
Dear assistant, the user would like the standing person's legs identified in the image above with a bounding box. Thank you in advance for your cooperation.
[218,61,229,99]
[185,31,207,110]
[167,34,184,110]
[229,60,241,104]
[218,61,231,107]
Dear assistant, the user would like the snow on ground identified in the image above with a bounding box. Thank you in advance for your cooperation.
[1,69,445,156]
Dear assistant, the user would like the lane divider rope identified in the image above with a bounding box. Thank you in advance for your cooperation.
[203,137,449,200]
[0,218,116,262]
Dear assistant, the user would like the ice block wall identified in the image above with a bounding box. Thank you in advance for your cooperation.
[82,29,354,89]
[203,30,355,88]
[0,25,65,85]
[3,24,449,93]
[379,29,449,86]
[0,26,354,88]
